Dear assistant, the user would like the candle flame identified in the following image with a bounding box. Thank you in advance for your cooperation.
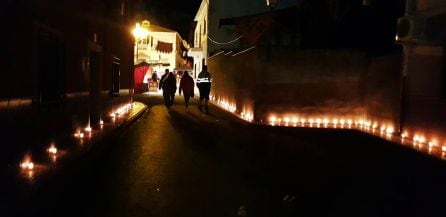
[386,127,394,134]
[48,144,57,154]
[292,117,298,124]
[20,155,34,170]
[258,113,446,159]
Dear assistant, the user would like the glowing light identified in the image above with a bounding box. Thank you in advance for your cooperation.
[300,118,306,125]
[333,119,338,125]
[323,118,329,126]
[401,132,408,138]
[100,120,104,125]
[347,119,353,126]
[284,117,290,124]
[428,140,437,148]
[20,156,34,170]
[309,119,314,125]
[132,23,149,39]
[442,146,446,152]
[292,117,298,124]
[269,116,277,126]
[316,119,322,125]
[386,127,394,134]
[419,136,426,144]
[47,144,57,155]
[85,126,92,132]
[74,130,83,138]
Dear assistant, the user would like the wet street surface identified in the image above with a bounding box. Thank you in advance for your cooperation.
[3,95,446,217]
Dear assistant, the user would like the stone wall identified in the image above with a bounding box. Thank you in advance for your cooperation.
[208,46,406,131]
[208,47,373,122]
[255,48,367,122]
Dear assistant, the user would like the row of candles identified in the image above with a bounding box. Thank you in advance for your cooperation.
[212,97,254,122]
[209,96,446,160]
[19,103,134,179]
[268,115,446,159]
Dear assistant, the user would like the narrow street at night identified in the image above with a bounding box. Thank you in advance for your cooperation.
[3,0,446,216]
[4,95,445,217]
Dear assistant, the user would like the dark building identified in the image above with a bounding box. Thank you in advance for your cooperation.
[396,0,446,145]
[0,0,138,124]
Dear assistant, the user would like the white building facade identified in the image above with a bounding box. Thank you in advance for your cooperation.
[134,20,188,77]
[188,1,209,79]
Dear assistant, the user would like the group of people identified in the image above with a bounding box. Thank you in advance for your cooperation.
[158,65,212,113]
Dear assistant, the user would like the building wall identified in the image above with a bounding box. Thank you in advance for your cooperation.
[208,47,371,122]
[399,0,446,144]
[364,53,403,131]
[190,0,209,75]
[135,27,187,72]
[0,0,135,125]
[0,0,135,102]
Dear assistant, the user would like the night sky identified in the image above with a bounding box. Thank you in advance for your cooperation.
[141,0,202,40]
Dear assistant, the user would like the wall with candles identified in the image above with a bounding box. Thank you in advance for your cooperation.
[255,48,367,122]
[207,46,259,121]
[208,47,373,123]
[204,0,446,159]
[397,0,446,151]
[208,46,405,132]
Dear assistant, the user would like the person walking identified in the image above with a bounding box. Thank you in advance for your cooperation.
[196,65,212,113]
[179,71,194,110]
[159,69,177,108]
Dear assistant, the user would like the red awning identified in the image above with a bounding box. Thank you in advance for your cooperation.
[156,41,173,53]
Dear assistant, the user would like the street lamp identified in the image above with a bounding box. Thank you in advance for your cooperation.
[131,23,149,103]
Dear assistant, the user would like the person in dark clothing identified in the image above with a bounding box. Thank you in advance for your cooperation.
[159,69,168,88]
[179,71,194,110]
[159,69,177,108]
[196,65,212,113]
